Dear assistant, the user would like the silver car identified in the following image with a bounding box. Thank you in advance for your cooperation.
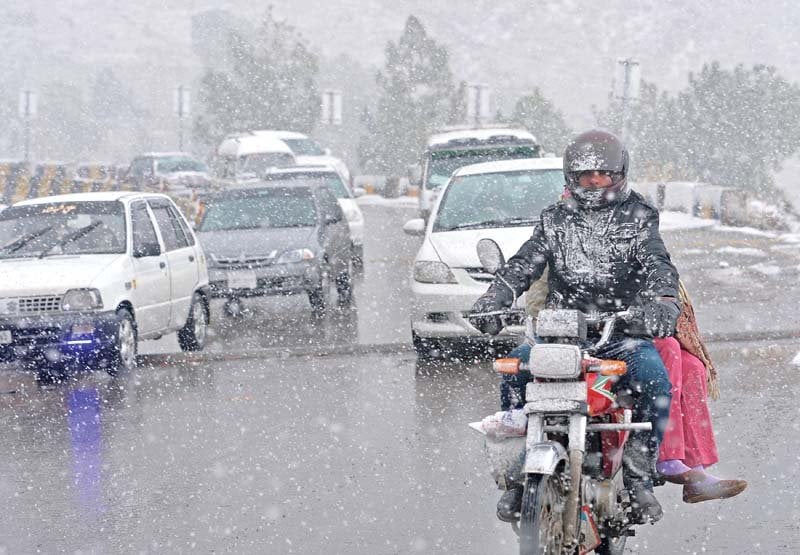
[197,181,353,316]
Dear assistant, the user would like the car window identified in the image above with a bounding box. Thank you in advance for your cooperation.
[433,168,564,232]
[199,188,318,232]
[155,156,208,174]
[426,146,540,190]
[131,202,160,253]
[0,201,126,258]
[282,138,324,156]
[315,188,343,222]
[148,201,189,251]
[169,205,195,246]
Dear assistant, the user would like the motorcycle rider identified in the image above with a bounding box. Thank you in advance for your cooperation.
[470,130,678,524]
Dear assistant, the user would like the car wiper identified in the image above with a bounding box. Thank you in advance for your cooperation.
[39,221,104,258]
[442,217,537,231]
[0,226,55,254]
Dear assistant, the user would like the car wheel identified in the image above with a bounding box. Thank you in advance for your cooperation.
[107,308,137,376]
[336,262,353,307]
[178,293,209,352]
[308,266,332,316]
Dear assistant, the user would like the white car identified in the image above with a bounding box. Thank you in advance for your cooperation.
[215,134,297,184]
[0,192,210,378]
[262,166,365,266]
[404,157,564,357]
[251,130,352,185]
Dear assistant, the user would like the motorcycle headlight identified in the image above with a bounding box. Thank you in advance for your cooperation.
[62,288,103,311]
[413,261,456,284]
[277,248,315,264]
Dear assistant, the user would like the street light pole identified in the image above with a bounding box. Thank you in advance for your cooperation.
[174,85,190,151]
[615,58,640,143]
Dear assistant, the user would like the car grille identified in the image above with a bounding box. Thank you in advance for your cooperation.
[212,254,276,269]
[7,296,63,315]
[464,268,494,283]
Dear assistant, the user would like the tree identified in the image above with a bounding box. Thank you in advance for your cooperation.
[595,62,800,194]
[359,15,456,175]
[193,9,320,149]
[511,88,573,155]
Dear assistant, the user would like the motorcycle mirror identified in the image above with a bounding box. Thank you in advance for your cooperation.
[476,238,505,274]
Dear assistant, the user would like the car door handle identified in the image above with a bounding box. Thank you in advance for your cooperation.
[188,255,195,262]
[159,261,166,269]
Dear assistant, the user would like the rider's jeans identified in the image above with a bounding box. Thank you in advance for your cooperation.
[500,337,672,489]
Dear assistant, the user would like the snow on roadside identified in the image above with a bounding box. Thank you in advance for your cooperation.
[748,263,782,276]
[791,350,800,366]
[658,211,717,231]
[716,246,768,257]
[355,195,419,207]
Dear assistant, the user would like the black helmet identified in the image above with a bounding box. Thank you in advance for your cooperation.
[563,129,629,208]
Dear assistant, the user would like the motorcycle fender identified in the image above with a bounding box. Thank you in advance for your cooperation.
[524,440,567,475]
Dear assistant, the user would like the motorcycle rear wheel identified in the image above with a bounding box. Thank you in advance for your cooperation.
[519,473,567,555]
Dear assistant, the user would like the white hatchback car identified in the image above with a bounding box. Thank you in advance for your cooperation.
[404,158,564,357]
[0,192,210,378]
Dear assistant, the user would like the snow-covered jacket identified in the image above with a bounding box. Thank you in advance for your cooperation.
[487,191,680,327]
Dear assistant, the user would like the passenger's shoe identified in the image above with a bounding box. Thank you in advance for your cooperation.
[628,484,663,524]
[496,487,524,522]
[683,479,748,504]
[659,469,707,485]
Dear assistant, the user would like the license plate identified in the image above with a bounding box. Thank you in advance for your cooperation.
[227,271,257,290]
[0,330,12,344]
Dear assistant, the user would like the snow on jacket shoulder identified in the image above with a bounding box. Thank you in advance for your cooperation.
[493,191,680,315]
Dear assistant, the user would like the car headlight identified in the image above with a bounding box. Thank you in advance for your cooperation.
[61,289,103,311]
[413,261,456,284]
[345,208,362,222]
[277,248,315,264]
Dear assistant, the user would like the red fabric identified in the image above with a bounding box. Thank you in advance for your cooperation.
[654,337,719,467]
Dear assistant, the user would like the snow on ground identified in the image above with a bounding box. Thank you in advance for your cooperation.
[659,211,718,231]
[713,224,779,238]
[791,350,800,366]
[716,246,768,257]
[748,262,782,276]
[355,194,419,207]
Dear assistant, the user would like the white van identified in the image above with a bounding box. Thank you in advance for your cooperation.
[215,134,297,184]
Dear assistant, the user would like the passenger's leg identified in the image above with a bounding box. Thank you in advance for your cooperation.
[654,337,686,463]
[500,343,531,411]
[679,349,719,468]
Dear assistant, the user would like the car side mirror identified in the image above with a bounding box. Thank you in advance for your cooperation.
[352,187,366,198]
[133,241,161,258]
[476,238,505,274]
[403,218,426,236]
[325,212,342,224]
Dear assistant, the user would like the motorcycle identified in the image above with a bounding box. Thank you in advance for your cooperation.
[469,239,653,555]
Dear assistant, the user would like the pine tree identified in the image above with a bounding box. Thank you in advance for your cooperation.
[359,15,456,175]
[511,88,573,155]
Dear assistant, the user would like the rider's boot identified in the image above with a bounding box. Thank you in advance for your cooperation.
[623,433,663,524]
[496,486,524,522]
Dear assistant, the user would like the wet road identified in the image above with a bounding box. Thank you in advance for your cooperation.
[2,203,800,553]
[0,341,797,553]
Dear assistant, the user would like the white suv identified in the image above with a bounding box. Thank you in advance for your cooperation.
[0,192,210,379]
[404,158,563,357]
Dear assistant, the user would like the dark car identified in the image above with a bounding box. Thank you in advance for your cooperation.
[125,152,211,197]
[196,181,352,316]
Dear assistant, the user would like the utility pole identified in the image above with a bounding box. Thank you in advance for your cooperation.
[18,89,37,163]
[174,86,191,151]
[615,59,640,142]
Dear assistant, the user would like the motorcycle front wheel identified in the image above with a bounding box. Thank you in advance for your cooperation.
[519,472,568,555]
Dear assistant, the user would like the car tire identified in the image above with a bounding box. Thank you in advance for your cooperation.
[336,262,353,307]
[107,308,137,377]
[309,266,332,316]
[178,293,209,352]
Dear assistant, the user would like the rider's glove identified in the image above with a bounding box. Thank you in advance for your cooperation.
[469,283,513,335]
[639,298,681,338]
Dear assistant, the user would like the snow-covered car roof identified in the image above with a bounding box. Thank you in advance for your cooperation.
[217,135,295,157]
[454,157,563,178]
[427,128,538,148]
[137,152,195,158]
[266,165,339,176]
[13,191,170,206]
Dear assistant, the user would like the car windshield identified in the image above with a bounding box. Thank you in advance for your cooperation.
[433,169,564,232]
[199,188,317,232]
[240,152,295,175]
[0,201,127,257]
[426,146,540,190]
[155,156,208,174]
[282,138,325,156]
